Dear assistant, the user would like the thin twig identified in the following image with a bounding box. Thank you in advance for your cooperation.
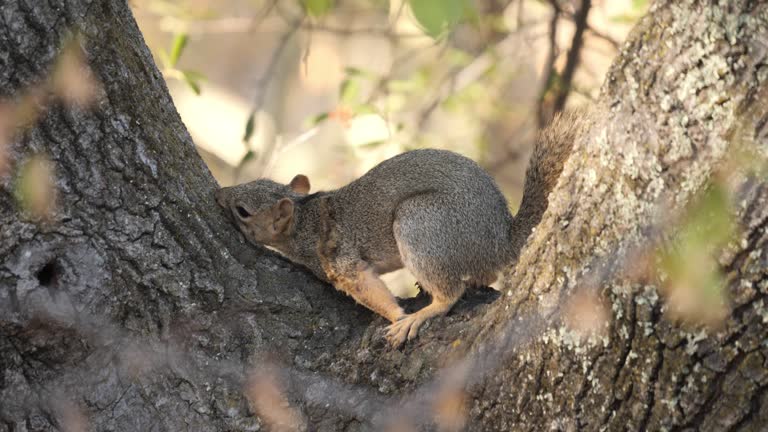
[251,17,303,114]
[536,0,561,129]
[238,11,304,179]
[586,23,620,50]
[552,0,592,114]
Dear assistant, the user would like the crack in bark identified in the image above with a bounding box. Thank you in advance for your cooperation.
[636,302,664,431]
[597,292,638,428]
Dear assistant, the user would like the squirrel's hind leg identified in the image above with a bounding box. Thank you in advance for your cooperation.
[387,196,475,347]
[385,290,458,348]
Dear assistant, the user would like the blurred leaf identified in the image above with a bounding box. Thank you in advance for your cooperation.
[355,104,376,115]
[344,66,376,79]
[679,183,733,248]
[50,398,89,432]
[309,112,329,125]
[302,0,334,17]
[384,92,407,112]
[344,113,389,145]
[442,81,486,111]
[388,69,428,94]
[657,183,733,326]
[146,0,216,20]
[344,66,364,76]
[239,150,256,167]
[245,368,306,431]
[447,50,472,67]
[384,418,418,432]
[52,34,99,107]
[180,70,204,95]
[243,113,255,143]
[169,33,188,67]
[358,139,387,148]
[158,50,171,68]
[564,290,608,338]
[181,70,205,81]
[433,387,468,432]
[609,13,642,24]
[725,144,768,179]
[339,78,360,104]
[3,89,43,134]
[328,106,354,128]
[408,0,471,39]
[545,69,562,93]
[609,0,648,25]
[0,104,10,177]
[16,153,57,221]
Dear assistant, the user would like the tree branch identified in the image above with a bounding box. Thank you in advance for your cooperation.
[536,0,560,128]
[552,0,591,114]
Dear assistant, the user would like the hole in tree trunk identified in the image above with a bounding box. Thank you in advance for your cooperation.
[36,260,62,288]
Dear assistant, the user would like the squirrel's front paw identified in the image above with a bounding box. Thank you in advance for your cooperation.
[385,314,424,348]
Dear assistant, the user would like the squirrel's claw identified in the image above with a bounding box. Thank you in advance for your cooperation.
[385,314,425,348]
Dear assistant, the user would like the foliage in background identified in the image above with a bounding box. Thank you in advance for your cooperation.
[158,33,205,95]
[130,0,643,296]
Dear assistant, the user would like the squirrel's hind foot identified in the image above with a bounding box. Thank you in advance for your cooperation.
[385,297,454,348]
[385,314,424,348]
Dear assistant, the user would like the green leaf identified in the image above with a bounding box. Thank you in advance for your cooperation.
[355,104,376,115]
[243,113,255,143]
[656,181,734,325]
[357,139,387,148]
[309,112,329,125]
[409,0,470,39]
[344,66,364,76]
[182,70,205,81]
[609,13,641,24]
[183,77,200,95]
[344,66,376,79]
[302,0,334,17]
[388,69,428,93]
[339,78,360,104]
[181,70,204,95]
[681,183,734,247]
[169,33,189,67]
[158,49,171,69]
[447,50,472,67]
[240,150,256,165]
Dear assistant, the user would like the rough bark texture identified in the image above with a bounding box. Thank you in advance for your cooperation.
[0,1,767,431]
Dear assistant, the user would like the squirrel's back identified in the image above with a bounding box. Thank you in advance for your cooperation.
[339,149,508,208]
[330,149,514,282]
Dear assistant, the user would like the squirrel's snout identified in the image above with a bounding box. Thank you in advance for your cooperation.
[214,189,227,208]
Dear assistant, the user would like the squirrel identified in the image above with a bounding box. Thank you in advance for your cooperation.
[214,110,584,348]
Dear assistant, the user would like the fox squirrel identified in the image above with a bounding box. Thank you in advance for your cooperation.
[215,110,584,348]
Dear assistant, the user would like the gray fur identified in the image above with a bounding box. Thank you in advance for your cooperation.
[215,120,579,345]
[217,150,513,292]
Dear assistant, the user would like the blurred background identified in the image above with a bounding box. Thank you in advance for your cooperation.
[130,0,645,295]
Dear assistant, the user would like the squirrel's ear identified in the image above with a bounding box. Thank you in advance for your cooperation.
[289,174,310,194]
[271,198,294,235]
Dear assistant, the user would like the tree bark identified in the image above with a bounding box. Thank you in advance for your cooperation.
[1,1,767,431]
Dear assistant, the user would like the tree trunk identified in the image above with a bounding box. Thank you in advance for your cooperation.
[1,1,766,431]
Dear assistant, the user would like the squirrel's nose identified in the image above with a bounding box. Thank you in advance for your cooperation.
[214,189,226,208]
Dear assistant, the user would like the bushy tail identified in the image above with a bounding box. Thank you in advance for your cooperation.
[509,108,591,258]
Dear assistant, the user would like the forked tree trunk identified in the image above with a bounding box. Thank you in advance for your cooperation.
[0,1,766,431]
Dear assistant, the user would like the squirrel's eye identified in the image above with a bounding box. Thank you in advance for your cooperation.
[235,206,251,218]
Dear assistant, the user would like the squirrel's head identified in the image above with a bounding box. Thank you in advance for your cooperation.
[214,174,311,246]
